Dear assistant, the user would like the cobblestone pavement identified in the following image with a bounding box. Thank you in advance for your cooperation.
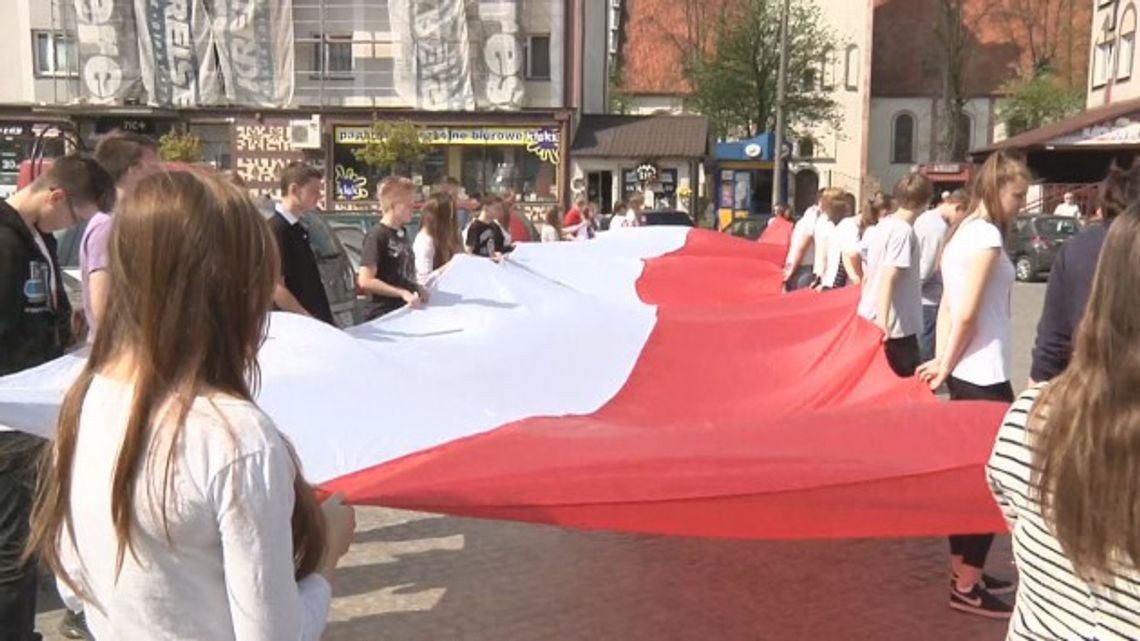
[33,283,1046,640]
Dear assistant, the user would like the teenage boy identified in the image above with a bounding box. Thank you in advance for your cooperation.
[913,188,969,363]
[465,195,514,259]
[0,155,115,641]
[81,131,161,341]
[357,176,427,320]
[270,162,333,324]
[858,173,932,377]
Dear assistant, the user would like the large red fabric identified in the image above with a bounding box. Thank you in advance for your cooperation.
[759,216,794,253]
[326,229,1009,540]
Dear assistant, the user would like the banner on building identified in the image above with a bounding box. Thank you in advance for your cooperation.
[389,0,476,110]
[209,0,295,107]
[470,0,525,110]
[135,0,222,107]
[72,0,144,104]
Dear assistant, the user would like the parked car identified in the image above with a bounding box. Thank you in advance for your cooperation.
[643,210,695,227]
[724,215,772,241]
[1006,215,1081,282]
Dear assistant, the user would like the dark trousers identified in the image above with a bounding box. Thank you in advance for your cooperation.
[884,335,920,378]
[946,376,1014,571]
[785,265,814,292]
[919,304,939,364]
[0,433,42,641]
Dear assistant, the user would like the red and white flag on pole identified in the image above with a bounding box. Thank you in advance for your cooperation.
[0,228,1008,540]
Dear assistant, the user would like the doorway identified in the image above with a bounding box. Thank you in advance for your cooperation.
[793,170,820,217]
[587,171,614,214]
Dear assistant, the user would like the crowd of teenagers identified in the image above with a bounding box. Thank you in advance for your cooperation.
[784,151,1140,635]
[2,128,1140,640]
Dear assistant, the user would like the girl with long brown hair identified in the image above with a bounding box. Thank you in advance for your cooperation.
[918,151,1030,618]
[414,191,462,283]
[26,170,355,640]
[840,192,893,285]
[988,205,1140,638]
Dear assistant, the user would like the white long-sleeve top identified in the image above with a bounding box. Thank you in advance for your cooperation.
[62,375,332,641]
[413,230,436,284]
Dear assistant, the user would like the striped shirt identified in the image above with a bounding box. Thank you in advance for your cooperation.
[988,386,1140,640]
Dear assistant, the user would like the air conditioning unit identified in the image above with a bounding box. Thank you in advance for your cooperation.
[288,116,322,150]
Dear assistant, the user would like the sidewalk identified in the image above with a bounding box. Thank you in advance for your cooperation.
[38,506,1014,640]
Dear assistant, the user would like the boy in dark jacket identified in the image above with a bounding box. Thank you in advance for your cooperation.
[0,154,114,641]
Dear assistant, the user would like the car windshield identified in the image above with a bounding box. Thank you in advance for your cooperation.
[1037,217,1080,239]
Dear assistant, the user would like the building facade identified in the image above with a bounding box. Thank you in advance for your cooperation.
[1088,0,1140,106]
[0,0,608,212]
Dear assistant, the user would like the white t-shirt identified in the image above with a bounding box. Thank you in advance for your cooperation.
[63,376,332,641]
[823,216,859,287]
[857,215,923,339]
[913,209,949,306]
[786,206,818,267]
[1053,202,1080,218]
[412,230,436,284]
[940,217,1014,385]
[812,216,836,277]
[540,224,560,242]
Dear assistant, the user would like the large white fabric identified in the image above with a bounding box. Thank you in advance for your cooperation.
[0,228,687,485]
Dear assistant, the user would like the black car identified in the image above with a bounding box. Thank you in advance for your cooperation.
[642,210,695,227]
[724,215,772,241]
[1007,215,1081,282]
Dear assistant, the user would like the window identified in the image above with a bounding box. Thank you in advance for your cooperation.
[953,112,972,160]
[32,31,76,77]
[798,137,815,159]
[1094,15,1116,88]
[891,113,915,164]
[1120,5,1136,81]
[820,47,835,90]
[844,45,860,90]
[312,34,353,78]
[526,35,551,80]
[802,67,817,91]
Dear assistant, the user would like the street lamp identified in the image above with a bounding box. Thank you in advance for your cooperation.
[771,0,792,212]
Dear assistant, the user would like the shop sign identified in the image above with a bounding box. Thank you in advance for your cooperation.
[1051,115,1140,146]
[334,125,560,164]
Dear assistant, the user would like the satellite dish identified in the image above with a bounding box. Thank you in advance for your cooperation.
[744,143,762,158]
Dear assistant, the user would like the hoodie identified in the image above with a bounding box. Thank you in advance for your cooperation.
[0,198,72,376]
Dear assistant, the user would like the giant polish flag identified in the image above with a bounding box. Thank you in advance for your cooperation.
[0,228,1009,540]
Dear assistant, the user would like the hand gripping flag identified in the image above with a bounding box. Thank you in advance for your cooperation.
[0,227,1008,540]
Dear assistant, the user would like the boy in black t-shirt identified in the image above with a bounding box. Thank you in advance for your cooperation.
[465,195,514,259]
[358,176,427,320]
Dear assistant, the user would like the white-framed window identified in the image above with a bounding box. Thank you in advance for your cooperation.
[844,44,860,91]
[312,34,353,78]
[1120,5,1136,81]
[820,47,836,90]
[1095,39,1116,87]
[892,112,916,164]
[525,34,551,80]
[32,31,77,78]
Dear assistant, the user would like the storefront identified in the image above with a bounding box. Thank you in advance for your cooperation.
[330,123,564,212]
[713,133,780,231]
[0,121,70,198]
[570,114,709,216]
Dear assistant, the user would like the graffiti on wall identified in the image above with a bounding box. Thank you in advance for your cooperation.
[232,120,304,197]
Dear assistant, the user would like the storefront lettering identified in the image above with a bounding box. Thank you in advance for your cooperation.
[236,156,289,185]
[335,125,553,149]
[235,124,290,152]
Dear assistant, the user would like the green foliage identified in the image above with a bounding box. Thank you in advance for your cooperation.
[998,72,1085,137]
[682,0,842,139]
[157,131,203,163]
[608,61,635,114]
[352,120,431,174]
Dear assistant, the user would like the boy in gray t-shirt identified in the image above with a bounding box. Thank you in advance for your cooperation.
[857,173,933,377]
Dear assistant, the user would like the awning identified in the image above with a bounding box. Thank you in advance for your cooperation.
[973,96,1140,156]
[572,114,710,159]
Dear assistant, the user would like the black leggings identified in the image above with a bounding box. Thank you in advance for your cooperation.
[884,335,920,378]
[946,376,1014,570]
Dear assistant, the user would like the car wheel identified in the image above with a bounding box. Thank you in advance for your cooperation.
[1015,256,1035,282]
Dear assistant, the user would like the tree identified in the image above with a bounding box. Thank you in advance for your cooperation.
[931,0,1000,161]
[681,0,842,140]
[352,120,431,178]
[998,71,1084,136]
[157,131,203,163]
[991,0,1088,85]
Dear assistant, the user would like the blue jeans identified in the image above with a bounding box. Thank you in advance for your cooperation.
[920,304,939,363]
[785,265,814,292]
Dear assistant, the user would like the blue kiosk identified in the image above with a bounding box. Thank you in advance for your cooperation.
[713,133,788,231]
